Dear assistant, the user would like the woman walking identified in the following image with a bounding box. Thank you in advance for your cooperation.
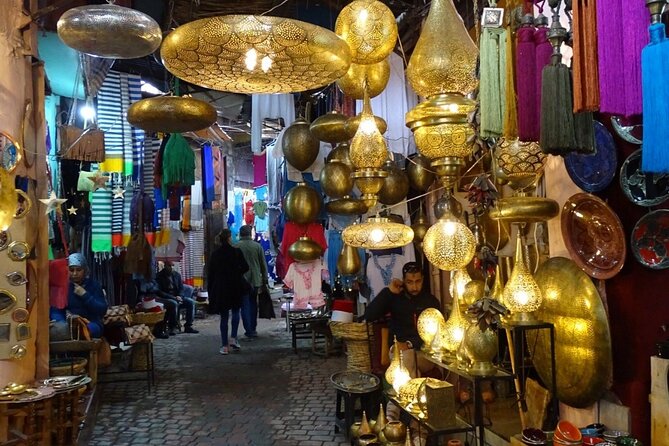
[207,229,250,355]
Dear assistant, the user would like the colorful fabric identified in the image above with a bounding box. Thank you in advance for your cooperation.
[280,221,327,273]
[283,260,328,309]
[201,143,216,209]
[183,228,205,287]
[122,184,134,246]
[162,133,195,198]
[90,186,112,254]
[111,174,123,247]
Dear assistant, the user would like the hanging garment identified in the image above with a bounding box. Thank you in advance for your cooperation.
[283,260,329,309]
[155,228,186,263]
[251,93,295,153]
[201,142,216,209]
[183,228,205,287]
[366,253,403,300]
[253,152,267,187]
[90,187,112,254]
[111,174,124,247]
[190,181,204,228]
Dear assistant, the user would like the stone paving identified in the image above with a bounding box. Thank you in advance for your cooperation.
[83,312,351,446]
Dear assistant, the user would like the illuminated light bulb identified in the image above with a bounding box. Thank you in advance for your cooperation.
[358,8,369,23]
[342,217,413,249]
[392,355,411,394]
[448,103,459,113]
[423,213,476,271]
[261,55,272,72]
[449,268,471,301]
[245,48,257,71]
[79,104,96,121]
[502,233,543,325]
[370,227,385,243]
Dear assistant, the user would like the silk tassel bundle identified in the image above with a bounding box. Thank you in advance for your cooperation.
[516,18,537,141]
[480,27,507,139]
[503,19,518,139]
[534,16,553,138]
[641,1,669,173]
[572,0,600,112]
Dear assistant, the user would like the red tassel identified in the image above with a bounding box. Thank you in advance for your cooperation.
[572,0,600,112]
[516,23,537,141]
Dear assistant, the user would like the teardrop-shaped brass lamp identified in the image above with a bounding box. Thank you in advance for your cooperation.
[502,233,543,325]
[405,0,478,97]
[335,0,398,64]
[337,59,391,99]
[288,236,324,262]
[407,155,436,192]
[127,97,218,133]
[283,182,322,224]
[282,118,321,171]
[411,205,430,244]
[440,292,467,353]
[58,4,162,59]
[349,89,389,170]
[320,161,353,199]
[310,111,350,144]
[337,244,361,275]
[345,114,388,139]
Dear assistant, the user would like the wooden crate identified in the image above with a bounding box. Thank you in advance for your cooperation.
[651,355,669,397]
[650,393,669,446]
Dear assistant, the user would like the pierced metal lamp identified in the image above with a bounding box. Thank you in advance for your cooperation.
[502,232,543,325]
[417,308,446,352]
[342,217,414,250]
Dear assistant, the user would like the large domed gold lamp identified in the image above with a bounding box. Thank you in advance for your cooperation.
[342,216,414,250]
[404,0,479,188]
[127,96,217,133]
[335,0,398,64]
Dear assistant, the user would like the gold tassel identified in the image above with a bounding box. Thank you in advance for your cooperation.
[503,20,518,138]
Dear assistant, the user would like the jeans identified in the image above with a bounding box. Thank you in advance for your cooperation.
[156,296,195,330]
[220,308,240,346]
[241,287,259,336]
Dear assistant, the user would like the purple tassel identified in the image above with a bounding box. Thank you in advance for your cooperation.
[516,24,537,142]
[598,0,648,117]
[535,25,553,141]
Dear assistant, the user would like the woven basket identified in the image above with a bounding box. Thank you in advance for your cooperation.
[130,310,165,328]
[329,321,373,373]
[49,357,88,377]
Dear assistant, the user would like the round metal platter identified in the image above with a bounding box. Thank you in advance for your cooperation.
[619,149,669,207]
[530,257,612,408]
[565,121,618,193]
[630,209,669,270]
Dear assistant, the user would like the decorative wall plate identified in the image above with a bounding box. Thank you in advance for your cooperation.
[631,209,669,270]
[561,193,626,279]
[619,149,669,207]
[565,121,618,193]
[531,257,612,408]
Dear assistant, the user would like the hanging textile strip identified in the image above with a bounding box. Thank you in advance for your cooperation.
[122,184,134,246]
[516,21,537,141]
[201,142,216,209]
[127,75,143,181]
[572,0,600,112]
[111,173,124,247]
[597,0,648,117]
[97,71,124,173]
[90,183,113,254]
[480,27,508,139]
[503,18,518,139]
[327,229,343,286]
[142,137,161,196]
[534,23,552,140]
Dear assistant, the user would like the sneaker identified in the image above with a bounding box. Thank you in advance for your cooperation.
[219,346,229,355]
[229,339,241,352]
[184,327,199,334]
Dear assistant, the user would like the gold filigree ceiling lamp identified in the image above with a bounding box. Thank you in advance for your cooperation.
[335,0,398,64]
[57,1,162,59]
[127,96,217,133]
[405,0,479,186]
[161,15,351,94]
[342,217,414,250]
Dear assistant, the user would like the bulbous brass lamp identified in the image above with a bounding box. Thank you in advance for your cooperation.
[502,233,543,325]
[283,118,321,171]
[337,59,391,99]
[326,196,368,215]
[288,236,323,262]
[161,15,351,94]
[335,0,398,64]
[127,96,217,133]
[283,182,321,224]
[386,337,412,394]
[326,142,353,167]
[310,111,350,145]
[320,161,353,199]
[349,89,388,170]
[407,155,436,192]
[417,308,446,352]
[337,244,362,275]
[411,205,430,245]
[378,161,410,206]
[342,217,414,250]
[449,268,472,302]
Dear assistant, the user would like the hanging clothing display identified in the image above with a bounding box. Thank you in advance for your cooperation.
[190,181,204,228]
[182,227,205,287]
[283,260,329,309]
[366,252,404,300]
[251,93,295,153]
[280,221,327,273]
[155,227,186,263]
[90,186,112,255]
[253,152,267,187]
[201,142,216,209]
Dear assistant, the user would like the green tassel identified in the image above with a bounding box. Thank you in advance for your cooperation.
[162,133,196,197]
[573,111,596,154]
[480,27,507,139]
[540,61,575,155]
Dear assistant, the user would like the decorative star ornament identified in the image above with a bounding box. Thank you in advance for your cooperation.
[91,172,109,190]
[67,205,78,215]
[39,191,67,215]
[112,186,126,199]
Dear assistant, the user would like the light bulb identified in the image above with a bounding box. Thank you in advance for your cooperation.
[245,48,257,71]
[448,103,459,113]
[449,268,472,301]
[261,55,272,73]
[370,227,385,243]
[79,105,96,121]
[392,359,411,394]
[358,8,369,24]
[358,116,376,134]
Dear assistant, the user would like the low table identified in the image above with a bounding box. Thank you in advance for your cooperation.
[331,371,382,439]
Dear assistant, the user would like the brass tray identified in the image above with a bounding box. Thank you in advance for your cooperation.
[330,371,380,394]
[530,257,612,408]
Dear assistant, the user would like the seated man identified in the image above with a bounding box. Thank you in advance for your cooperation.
[50,253,108,338]
[364,261,441,377]
[139,275,198,335]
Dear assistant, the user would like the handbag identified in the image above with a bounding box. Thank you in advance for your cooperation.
[124,324,155,344]
[103,304,131,325]
[258,287,276,319]
[58,125,106,162]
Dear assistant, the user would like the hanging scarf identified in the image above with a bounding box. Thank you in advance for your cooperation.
[480,27,508,139]
[516,20,538,141]
[572,0,600,112]
[201,142,216,209]
[90,184,112,255]
[162,133,195,199]
[534,21,552,138]
[111,174,124,248]
[373,254,398,288]
[503,18,518,139]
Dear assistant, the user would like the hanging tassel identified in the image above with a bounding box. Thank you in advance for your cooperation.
[573,111,596,154]
[572,0,600,112]
[503,19,518,138]
[534,14,552,139]
[540,5,575,155]
[641,1,669,173]
[516,16,537,141]
[597,0,648,116]
[480,27,507,139]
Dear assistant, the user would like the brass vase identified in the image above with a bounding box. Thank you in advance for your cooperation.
[320,161,353,198]
[463,323,498,376]
[407,155,435,192]
[337,244,361,275]
[378,162,410,205]
[359,411,372,435]
[357,433,378,446]
[283,182,321,224]
[282,118,320,171]
[383,421,407,443]
[310,111,350,144]
[373,404,387,436]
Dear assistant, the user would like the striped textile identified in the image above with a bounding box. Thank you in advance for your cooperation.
[122,184,134,246]
[127,76,143,180]
[90,186,112,254]
[111,174,123,247]
[182,227,205,287]
[80,53,113,97]
[143,137,161,196]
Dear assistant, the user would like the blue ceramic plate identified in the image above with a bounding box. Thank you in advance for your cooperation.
[565,121,618,193]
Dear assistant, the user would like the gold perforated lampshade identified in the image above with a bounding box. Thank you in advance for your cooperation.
[337,59,391,99]
[310,111,350,144]
[320,161,353,199]
[495,138,547,192]
[423,214,476,271]
[335,0,398,64]
[502,235,543,324]
[349,90,388,170]
[417,308,446,349]
[440,294,467,353]
[127,96,217,133]
[405,0,478,97]
[161,15,351,94]
[342,217,414,250]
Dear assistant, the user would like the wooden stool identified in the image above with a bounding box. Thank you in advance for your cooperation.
[311,322,339,358]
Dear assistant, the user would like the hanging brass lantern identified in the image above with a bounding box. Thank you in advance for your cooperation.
[343,217,414,249]
[335,0,398,64]
[489,196,560,224]
[337,244,361,275]
[288,236,324,262]
[378,161,410,206]
[320,161,353,199]
[495,139,548,193]
[282,118,321,171]
[352,169,388,209]
[423,211,476,271]
[405,0,478,98]
[57,4,162,59]
[326,196,369,215]
[327,142,353,167]
[345,114,388,139]
[407,155,435,192]
[349,89,388,171]
[127,96,217,133]
[337,59,391,99]
[411,205,430,245]
[461,280,485,306]
[283,182,322,224]
[310,111,350,144]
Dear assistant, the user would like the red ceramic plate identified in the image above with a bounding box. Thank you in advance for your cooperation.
[557,420,583,442]
[561,193,626,279]
[583,437,604,445]
[631,209,669,270]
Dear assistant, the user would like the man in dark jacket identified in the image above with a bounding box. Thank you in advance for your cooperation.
[156,261,198,334]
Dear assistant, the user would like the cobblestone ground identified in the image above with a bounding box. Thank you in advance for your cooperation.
[84,312,350,446]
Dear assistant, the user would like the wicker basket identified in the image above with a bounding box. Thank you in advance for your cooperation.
[329,321,374,373]
[49,358,88,377]
[129,310,165,330]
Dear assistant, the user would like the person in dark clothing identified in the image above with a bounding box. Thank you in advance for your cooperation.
[364,261,441,350]
[139,277,198,335]
[207,228,249,355]
[156,261,198,334]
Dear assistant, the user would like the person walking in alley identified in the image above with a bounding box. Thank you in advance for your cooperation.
[236,225,269,339]
[207,229,250,355]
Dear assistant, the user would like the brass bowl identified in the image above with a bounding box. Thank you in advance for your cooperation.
[489,197,560,223]
[310,111,350,144]
[127,97,217,133]
[382,421,407,443]
[326,197,368,215]
[336,59,390,99]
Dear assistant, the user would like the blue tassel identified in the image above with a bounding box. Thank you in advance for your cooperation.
[642,23,669,173]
